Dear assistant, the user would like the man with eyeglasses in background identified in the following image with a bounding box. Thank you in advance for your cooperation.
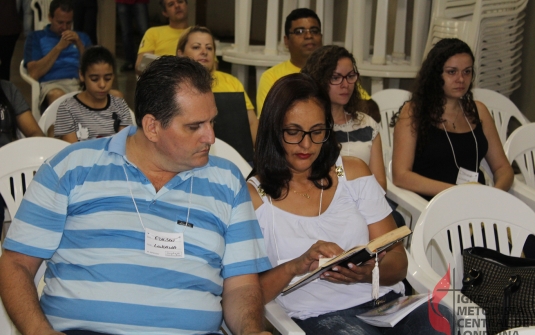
[256,8,371,116]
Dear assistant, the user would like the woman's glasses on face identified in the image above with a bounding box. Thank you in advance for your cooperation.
[282,128,331,144]
[330,72,359,85]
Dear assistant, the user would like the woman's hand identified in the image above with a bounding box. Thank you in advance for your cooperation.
[320,251,386,284]
[288,241,344,277]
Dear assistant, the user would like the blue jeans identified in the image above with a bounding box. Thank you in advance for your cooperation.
[293,291,454,335]
[116,3,149,64]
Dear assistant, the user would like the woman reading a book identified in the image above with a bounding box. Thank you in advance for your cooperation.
[247,73,452,334]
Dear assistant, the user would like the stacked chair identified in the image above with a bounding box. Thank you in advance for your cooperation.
[504,123,535,212]
[424,0,528,97]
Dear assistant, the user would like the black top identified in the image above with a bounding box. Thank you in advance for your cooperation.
[413,122,488,201]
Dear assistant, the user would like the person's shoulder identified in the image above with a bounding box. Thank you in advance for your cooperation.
[48,137,110,167]
[341,156,372,181]
[215,71,242,86]
[358,112,379,127]
[263,60,291,78]
[143,25,165,37]
[76,31,92,45]
[207,155,248,181]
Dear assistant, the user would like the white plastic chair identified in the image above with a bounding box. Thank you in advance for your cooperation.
[19,60,41,122]
[0,137,69,233]
[407,184,535,333]
[39,92,136,137]
[209,138,252,179]
[31,0,52,30]
[38,91,78,136]
[371,89,419,230]
[370,88,411,165]
[504,123,535,212]
[472,88,530,144]
[209,138,304,335]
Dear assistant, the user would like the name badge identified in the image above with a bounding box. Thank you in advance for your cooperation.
[456,167,479,185]
[145,227,184,258]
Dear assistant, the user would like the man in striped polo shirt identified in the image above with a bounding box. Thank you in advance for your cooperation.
[0,56,272,335]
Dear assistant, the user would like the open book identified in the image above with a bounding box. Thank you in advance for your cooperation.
[356,293,429,327]
[282,226,412,295]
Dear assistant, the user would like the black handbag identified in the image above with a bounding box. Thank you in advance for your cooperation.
[461,247,535,335]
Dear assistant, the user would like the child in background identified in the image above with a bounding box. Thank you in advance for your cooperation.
[55,46,132,143]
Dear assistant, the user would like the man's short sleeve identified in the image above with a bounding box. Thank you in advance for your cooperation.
[79,32,92,48]
[23,31,44,66]
[138,28,157,54]
[1,81,30,116]
[220,180,271,279]
[3,161,68,259]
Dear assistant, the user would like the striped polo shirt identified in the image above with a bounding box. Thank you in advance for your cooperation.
[4,126,271,334]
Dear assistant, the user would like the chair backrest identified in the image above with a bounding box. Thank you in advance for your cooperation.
[38,91,79,135]
[472,88,529,144]
[31,0,52,30]
[0,137,70,221]
[371,89,411,164]
[504,123,535,188]
[213,93,254,163]
[410,184,535,289]
[209,138,252,178]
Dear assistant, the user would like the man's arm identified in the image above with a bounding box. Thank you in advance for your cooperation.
[0,250,63,335]
[26,32,74,81]
[222,274,271,335]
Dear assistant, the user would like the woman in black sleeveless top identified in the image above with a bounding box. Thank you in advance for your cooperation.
[390,38,513,201]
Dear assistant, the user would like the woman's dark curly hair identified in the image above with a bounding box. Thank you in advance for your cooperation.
[251,73,341,200]
[390,38,479,151]
[301,45,366,123]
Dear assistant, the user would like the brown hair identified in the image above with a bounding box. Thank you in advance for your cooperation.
[176,26,217,72]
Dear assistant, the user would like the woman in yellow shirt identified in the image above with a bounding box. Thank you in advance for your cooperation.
[177,26,258,146]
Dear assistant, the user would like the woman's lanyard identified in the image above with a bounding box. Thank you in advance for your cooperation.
[122,163,192,258]
[441,104,479,184]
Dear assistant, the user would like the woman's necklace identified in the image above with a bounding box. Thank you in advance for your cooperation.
[449,107,462,130]
[293,186,313,199]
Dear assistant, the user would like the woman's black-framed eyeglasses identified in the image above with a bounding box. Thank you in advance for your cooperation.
[282,128,331,144]
[330,72,359,85]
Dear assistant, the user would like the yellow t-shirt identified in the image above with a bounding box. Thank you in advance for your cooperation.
[138,26,186,56]
[212,71,255,111]
[256,59,371,116]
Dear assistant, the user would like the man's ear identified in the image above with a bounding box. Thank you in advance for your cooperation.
[48,14,53,23]
[78,70,84,83]
[141,114,160,143]
[284,35,289,48]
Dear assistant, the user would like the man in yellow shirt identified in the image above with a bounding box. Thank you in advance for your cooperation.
[256,8,371,115]
[135,0,188,75]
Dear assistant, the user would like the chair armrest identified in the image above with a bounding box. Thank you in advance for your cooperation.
[386,179,428,229]
[509,177,535,212]
[265,300,305,335]
[19,60,41,122]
